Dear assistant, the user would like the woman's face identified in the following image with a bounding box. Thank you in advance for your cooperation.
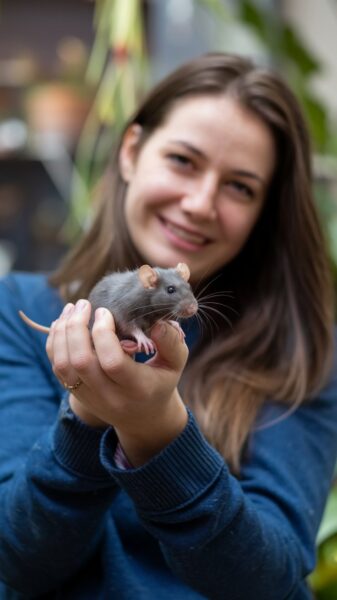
[120,94,276,283]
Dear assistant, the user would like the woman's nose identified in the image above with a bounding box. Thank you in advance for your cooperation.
[180,176,218,220]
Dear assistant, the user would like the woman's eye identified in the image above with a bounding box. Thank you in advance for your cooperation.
[167,153,193,168]
[228,181,255,200]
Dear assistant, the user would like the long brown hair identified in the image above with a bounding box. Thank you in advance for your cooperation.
[50,53,334,473]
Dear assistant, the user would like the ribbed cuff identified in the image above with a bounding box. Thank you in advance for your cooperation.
[52,395,117,480]
[100,409,225,513]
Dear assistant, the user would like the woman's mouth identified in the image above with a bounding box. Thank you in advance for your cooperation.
[158,216,210,251]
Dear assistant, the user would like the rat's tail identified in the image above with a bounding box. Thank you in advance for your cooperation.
[18,310,50,334]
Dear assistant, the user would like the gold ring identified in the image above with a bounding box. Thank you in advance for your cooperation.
[63,378,82,391]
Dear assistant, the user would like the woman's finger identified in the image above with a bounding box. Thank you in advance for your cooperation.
[148,321,189,373]
[45,319,57,363]
[64,300,105,385]
[51,304,77,384]
[50,301,94,390]
[120,339,138,355]
[91,307,138,383]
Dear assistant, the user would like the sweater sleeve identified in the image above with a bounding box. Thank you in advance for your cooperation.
[100,354,337,600]
[0,275,119,596]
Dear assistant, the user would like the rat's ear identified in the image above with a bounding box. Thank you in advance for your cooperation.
[119,124,143,183]
[138,265,159,289]
[176,263,190,282]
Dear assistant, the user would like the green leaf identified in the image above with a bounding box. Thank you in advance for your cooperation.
[327,215,337,268]
[197,0,230,21]
[301,93,328,151]
[280,24,320,75]
[239,0,270,42]
[317,486,337,546]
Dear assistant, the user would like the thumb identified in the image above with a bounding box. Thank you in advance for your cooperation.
[150,321,189,372]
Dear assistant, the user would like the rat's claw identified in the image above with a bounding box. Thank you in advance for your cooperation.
[143,340,157,355]
[132,327,157,355]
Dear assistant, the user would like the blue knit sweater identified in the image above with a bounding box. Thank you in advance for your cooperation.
[0,272,337,599]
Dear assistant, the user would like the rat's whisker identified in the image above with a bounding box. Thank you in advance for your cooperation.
[193,311,208,336]
[132,305,176,317]
[195,310,220,345]
[194,313,207,337]
[196,309,211,332]
[131,302,171,311]
[199,298,233,306]
[194,272,229,300]
[197,305,215,330]
[198,291,235,300]
[197,308,218,338]
[199,304,233,328]
[192,265,216,295]
[150,308,176,320]
[199,304,230,319]
[198,300,239,317]
[148,311,176,329]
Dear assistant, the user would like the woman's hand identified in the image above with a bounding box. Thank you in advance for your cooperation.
[46,300,189,466]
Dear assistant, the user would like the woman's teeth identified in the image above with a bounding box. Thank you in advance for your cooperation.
[165,221,207,245]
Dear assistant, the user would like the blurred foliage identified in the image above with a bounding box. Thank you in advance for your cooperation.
[66,0,148,235]
[235,0,334,153]
[310,484,337,599]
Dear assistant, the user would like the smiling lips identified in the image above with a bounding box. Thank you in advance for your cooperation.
[159,216,210,248]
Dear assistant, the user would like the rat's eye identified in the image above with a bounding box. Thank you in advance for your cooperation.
[166,285,176,294]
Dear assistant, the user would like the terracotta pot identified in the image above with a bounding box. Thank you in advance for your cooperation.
[24,82,92,147]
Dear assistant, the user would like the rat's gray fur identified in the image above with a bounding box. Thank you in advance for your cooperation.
[88,267,197,338]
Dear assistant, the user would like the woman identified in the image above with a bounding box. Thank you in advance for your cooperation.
[0,53,336,599]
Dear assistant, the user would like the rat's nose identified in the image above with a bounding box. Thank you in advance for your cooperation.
[183,301,198,317]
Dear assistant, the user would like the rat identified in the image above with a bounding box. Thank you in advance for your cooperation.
[19,262,198,355]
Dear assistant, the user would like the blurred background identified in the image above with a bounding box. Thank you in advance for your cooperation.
[0,1,336,597]
[0,0,336,278]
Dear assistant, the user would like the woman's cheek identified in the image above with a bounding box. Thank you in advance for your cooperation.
[218,202,261,242]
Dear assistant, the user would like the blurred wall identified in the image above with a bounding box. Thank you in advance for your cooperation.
[0,0,94,275]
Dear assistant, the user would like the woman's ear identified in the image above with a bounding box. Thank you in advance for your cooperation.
[119,124,143,183]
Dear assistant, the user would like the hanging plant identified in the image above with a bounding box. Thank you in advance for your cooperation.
[66,0,148,237]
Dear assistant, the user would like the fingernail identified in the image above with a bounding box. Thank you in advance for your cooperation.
[95,307,108,321]
[75,299,87,313]
[61,303,74,318]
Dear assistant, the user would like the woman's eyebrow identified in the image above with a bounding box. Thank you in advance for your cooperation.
[168,139,206,158]
[231,169,265,184]
[168,140,265,184]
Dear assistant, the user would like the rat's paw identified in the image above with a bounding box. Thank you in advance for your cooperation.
[132,328,157,355]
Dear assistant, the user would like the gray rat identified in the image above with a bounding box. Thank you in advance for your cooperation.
[19,262,198,355]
